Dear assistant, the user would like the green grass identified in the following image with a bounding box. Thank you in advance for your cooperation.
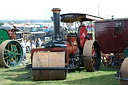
[0,66,120,85]
[0,53,120,85]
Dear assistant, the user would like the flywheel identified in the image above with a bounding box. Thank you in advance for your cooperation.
[77,26,87,51]
[83,40,101,72]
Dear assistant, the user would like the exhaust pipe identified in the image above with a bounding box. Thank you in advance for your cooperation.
[52,8,61,40]
[45,8,66,48]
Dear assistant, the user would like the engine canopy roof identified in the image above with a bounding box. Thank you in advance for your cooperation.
[61,13,103,23]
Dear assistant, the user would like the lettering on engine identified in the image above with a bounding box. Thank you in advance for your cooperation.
[65,15,73,18]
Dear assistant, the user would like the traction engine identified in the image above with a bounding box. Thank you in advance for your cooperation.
[0,27,23,68]
[31,8,102,80]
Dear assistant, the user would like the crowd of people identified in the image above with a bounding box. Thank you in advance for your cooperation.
[20,38,44,66]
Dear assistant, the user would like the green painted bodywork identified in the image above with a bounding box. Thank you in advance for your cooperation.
[0,29,9,44]
[124,47,128,58]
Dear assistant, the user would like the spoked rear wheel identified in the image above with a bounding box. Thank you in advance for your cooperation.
[83,40,101,72]
[0,40,23,68]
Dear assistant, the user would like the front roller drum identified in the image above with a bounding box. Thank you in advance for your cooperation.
[0,40,23,68]
[83,40,101,72]
[120,57,128,85]
[32,52,66,80]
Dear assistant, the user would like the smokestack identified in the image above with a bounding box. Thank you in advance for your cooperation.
[52,8,61,40]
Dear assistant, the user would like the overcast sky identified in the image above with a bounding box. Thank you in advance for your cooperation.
[0,0,128,20]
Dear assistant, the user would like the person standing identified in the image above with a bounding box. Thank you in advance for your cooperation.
[41,40,45,48]
[31,40,36,49]
[26,39,31,53]
[20,38,28,65]
[38,38,42,47]
[35,38,39,48]
[21,38,26,61]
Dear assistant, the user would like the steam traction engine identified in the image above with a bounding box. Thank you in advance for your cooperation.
[31,8,103,80]
[0,27,23,68]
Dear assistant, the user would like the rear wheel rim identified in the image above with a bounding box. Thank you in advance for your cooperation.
[0,40,23,68]
[83,40,101,71]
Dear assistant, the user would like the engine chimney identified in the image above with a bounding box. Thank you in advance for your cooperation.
[52,8,61,40]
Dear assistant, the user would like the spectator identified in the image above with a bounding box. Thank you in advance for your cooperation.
[31,40,36,49]
[20,38,28,65]
[41,40,45,48]
[21,38,26,60]
[26,39,31,53]
[38,38,42,47]
[35,38,39,48]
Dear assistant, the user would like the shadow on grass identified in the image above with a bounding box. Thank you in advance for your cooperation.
[1,66,33,81]
[3,67,29,72]
[68,67,86,73]
[63,74,120,85]
[68,66,118,73]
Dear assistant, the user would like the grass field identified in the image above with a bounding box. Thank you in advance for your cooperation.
[0,54,120,85]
